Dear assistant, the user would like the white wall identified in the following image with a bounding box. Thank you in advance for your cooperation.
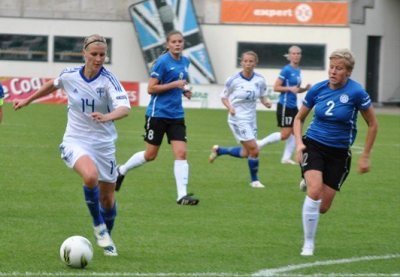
[202,24,350,86]
[0,17,350,88]
[0,17,148,82]
[350,0,400,102]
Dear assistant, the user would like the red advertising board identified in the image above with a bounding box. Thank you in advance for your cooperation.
[0,76,139,106]
[221,1,348,26]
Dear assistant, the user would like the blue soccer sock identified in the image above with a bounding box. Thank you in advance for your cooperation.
[248,157,259,182]
[217,146,242,158]
[100,202,117,235]
[83,185,104,227]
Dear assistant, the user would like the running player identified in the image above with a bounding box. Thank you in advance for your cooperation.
[13,34,130,256]
[293,49,378,256]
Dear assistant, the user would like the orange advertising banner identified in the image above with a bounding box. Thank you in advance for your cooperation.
[0,76,139,106]
[221,1,348,26]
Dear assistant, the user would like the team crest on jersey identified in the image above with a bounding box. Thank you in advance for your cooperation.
[340,94,349,103]
[96,87,106,97]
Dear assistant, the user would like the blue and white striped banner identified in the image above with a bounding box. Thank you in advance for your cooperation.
[129,0,217,84]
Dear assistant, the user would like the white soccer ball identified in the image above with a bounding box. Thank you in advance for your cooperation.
[60,236,93,268]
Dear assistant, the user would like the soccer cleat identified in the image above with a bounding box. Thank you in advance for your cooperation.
[208,145,219,163]
[250,180,265,188]
[281,159,297,165]
[177,193,200,205]
[115,166,125,192]
[93,223,113,248]
[103,243,118,256]
[301,246,314,256]
[299,179,307,192]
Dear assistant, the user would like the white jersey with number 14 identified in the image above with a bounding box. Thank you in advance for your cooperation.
[54,66,130,146]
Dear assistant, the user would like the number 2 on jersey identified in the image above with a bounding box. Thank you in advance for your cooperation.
[325,100,335,116]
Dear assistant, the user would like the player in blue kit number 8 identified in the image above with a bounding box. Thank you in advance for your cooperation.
[293,49,378,256]
[115,30,199,205]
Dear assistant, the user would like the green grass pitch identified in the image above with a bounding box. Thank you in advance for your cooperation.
[0,103,399,275]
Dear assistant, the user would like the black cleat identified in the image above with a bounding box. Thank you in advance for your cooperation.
[177,193,199,205]
[115,166,125,192]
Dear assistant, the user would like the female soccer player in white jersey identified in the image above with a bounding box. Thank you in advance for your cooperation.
[258,46,311,164]
[293,49,378,256]
[208,51,272,188]
[13,34,130,256]
[115,30,199,205]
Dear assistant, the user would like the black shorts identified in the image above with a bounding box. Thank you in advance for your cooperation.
[301,137,352,191]
[144,116,187,146]
[276,103,298,128]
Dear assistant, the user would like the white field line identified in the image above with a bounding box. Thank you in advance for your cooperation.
[1,254,399,276]
[0,273,247,277]
[252,253,400,276]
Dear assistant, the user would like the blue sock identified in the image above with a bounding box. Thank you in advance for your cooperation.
[248,157,259,182]
[100,202,117,235]
[218,146,242,158]
[83,186,104,226]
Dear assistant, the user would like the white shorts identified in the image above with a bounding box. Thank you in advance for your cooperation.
[59,140,117,183]
[228,120,257,143]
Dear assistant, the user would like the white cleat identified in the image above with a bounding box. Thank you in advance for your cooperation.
[281,159,297,165]
[93,223,113,248]
[250,180,265,188]
[103,243,118,256]
[301,246,314,256]
[299,179,307,192]
[208,145,219,163]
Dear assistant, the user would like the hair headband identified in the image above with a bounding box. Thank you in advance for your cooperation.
[84,39,106,49]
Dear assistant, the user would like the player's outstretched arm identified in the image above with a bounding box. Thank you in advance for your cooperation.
[13,80,57,110]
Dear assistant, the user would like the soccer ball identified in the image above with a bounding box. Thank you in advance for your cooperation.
[60,236,93,268]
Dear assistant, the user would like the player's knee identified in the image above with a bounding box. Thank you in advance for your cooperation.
[173,149,187,160]
[144,152,157,161]
[174,154,186,160]
[281,133,290,140]
[320,205,330,214]
[248,148,259,157]
[83,173,98,187]
[100,196,114,209]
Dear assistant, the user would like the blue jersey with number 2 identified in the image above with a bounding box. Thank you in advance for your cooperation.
[303,79,371,149]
